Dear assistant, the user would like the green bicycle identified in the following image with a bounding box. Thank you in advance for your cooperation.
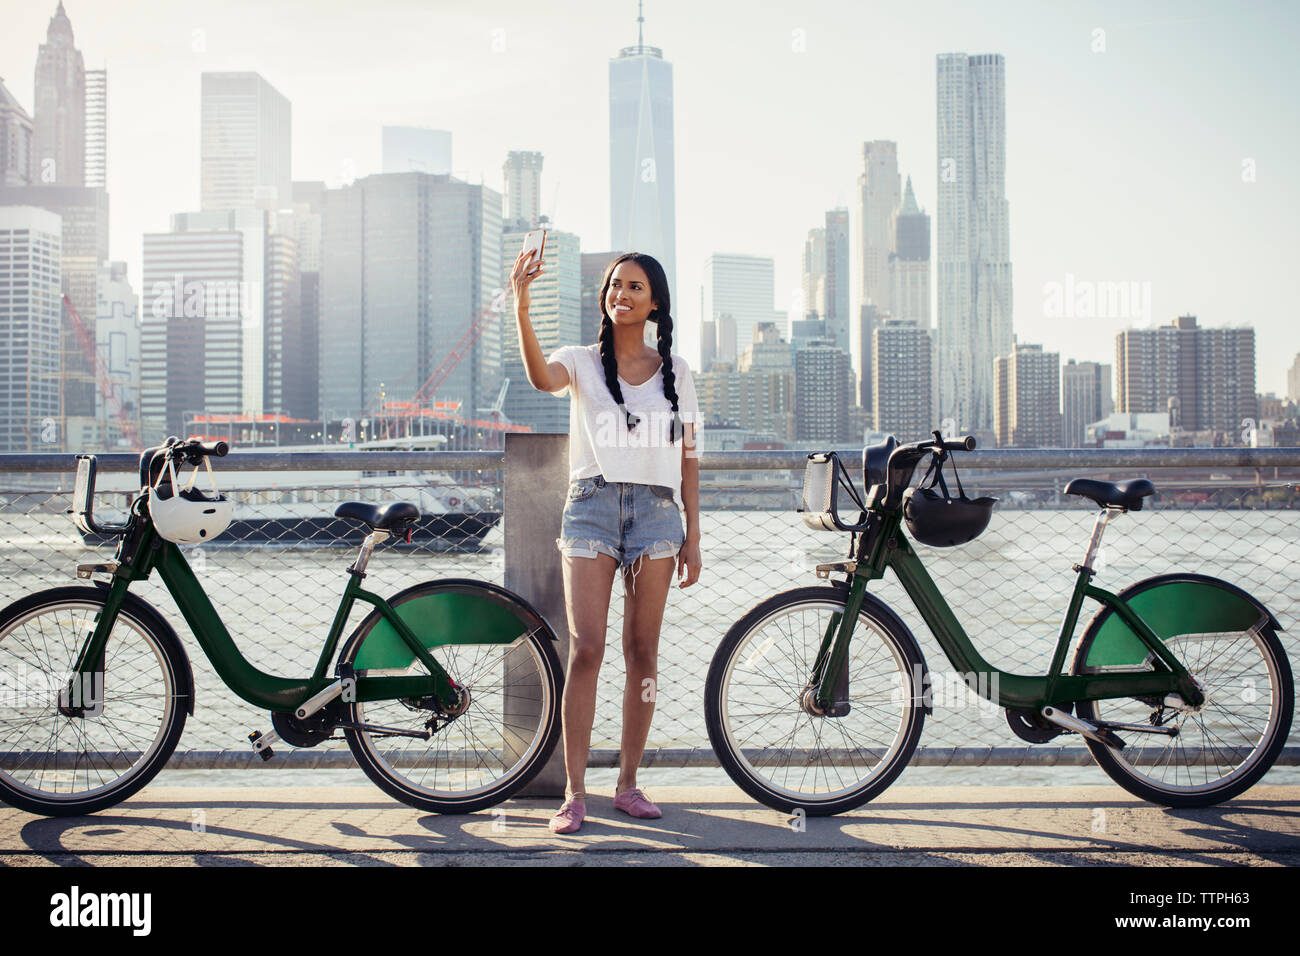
[0,437,563,816]
[704,432,1293,815]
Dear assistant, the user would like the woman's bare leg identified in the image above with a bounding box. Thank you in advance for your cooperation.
[559,551,618,798]
[616,554,677,794]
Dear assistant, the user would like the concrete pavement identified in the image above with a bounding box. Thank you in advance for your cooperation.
[1,784,1297,866]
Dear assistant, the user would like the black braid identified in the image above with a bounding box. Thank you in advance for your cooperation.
[596,252,677,438]
[655,310,682,444]
[599,315,640,431]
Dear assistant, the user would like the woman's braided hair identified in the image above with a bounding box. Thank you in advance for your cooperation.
[596,253,682,444]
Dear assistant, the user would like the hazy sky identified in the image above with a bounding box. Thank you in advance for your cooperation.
[3,0,1297,394]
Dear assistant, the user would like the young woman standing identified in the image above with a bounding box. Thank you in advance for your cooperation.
[511,245,702,834]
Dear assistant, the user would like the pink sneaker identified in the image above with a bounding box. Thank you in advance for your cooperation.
[548,795,586,834]
[613,787,662,819]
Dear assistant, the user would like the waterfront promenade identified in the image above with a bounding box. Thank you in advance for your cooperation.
[2,784,1296,866]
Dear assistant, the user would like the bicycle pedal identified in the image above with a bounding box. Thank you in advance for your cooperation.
[248,730,275,761]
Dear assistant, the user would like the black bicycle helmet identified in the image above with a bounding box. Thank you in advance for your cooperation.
[902,450,997,547]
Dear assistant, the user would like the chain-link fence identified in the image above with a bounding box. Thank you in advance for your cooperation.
[0,448,1296,778]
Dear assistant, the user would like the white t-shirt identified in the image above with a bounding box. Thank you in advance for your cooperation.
[547,343,701,514]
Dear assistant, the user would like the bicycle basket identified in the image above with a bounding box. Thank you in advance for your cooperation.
[799,452,870,532]
[70,455,132,536]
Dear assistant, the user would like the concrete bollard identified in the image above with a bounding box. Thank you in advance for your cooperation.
[503,432,570,796]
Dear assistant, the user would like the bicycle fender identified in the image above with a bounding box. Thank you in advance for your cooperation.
[351,579,558,670]
[1078,573,1281,672]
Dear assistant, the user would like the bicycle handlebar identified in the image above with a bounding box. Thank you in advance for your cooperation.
[163,437,229,463]
[878,432,976,509]
[138,437,231,488]
[182,439,230,460]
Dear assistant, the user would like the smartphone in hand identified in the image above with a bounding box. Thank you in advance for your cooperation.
[521,229,547,269]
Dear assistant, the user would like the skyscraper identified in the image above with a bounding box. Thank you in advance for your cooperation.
[280,181,325,421]
[503,150,544,229]
[936,53,1013,433]
[263,228,299,418]
[382,126,451,175]
[873,317,932,440]
[795,340,853,444]
[1288,354,1300,405]
[1115,315,1256,441]
[200,73,291,211]
[33,2,84,187]
[823,208,851,353]
[318,172,503,423]
[994,343,1060,448]
[700,322,794,440]
[1061,359,1111,448]
[858,141,900,314]
[609,4,676,303]
[142,209,267,437]
[0,206,62,451]
[0,79,35,186]
[701,254,776,360]
[714,314,737,367]
[801,227,826,321]
[889,176,930,327]
[95,259,140,447]
[699,318,716,370]
[0,183,110,439]
[502,225,579,432]
[84,68,105,188]
[858,303,882,412]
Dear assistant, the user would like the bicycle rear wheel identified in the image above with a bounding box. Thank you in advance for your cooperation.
[0,587,190,816]
[1072,579,1293,807]
[704,585,928,816]
[338,580,563,814]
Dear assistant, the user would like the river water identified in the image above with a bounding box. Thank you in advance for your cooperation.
[1,504,1296,792]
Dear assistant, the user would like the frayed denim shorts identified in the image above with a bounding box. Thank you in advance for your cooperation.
[556,475,684,591]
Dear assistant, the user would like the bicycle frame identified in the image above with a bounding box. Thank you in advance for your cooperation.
[67,518,460,713]
[812,507,1206,714]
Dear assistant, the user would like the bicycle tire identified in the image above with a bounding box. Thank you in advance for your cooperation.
[705,584,928,816]
[0,586,191,816]
[338,579,563,814]
[1072,576,1293,808]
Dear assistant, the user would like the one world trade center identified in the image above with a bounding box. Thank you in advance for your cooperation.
[609,3,677,308]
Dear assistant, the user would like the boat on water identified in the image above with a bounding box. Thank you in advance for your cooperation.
[79,436,501,549]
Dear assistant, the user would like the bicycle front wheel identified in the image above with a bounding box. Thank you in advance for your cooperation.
[1073,579,1293,808]
[0,587,190,816]
[705,585,928,816]
[339,580,563,814]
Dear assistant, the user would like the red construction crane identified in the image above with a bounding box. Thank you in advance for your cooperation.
[62,293,142,448]
[412,287,510,408]
[370,287,528,436]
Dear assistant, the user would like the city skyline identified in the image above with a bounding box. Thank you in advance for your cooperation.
[0,0,1295,398]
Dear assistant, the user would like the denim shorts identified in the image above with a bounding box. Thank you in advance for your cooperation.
[556,475,685,582]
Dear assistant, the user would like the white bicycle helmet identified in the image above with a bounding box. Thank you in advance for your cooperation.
[148,455,233,544]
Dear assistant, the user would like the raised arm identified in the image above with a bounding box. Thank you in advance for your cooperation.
[511,247,570,394]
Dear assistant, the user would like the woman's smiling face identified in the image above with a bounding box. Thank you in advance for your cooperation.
[606,261,659,326]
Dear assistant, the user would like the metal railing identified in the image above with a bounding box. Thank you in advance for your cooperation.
[0,444,1296,773]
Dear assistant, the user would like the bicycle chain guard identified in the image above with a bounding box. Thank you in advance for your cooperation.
[1005,705,1069,743]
